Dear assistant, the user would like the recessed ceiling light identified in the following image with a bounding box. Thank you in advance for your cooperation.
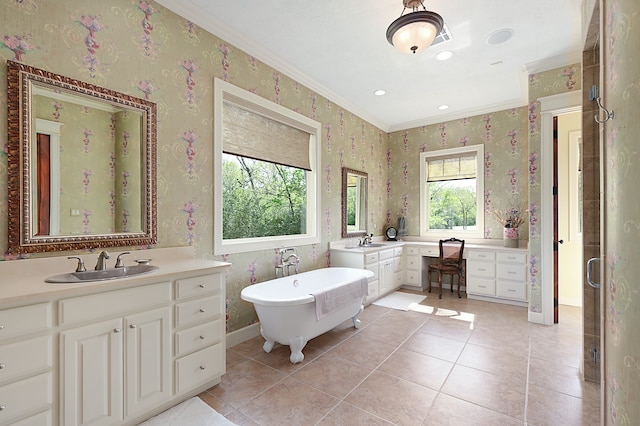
[438,104,449,110]
[374,89,386,96]
[487,28,514,45]
[436,50,454,61]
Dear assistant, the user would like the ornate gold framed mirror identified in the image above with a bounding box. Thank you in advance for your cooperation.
[7,60,157,253]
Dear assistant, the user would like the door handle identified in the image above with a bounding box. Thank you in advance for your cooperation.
[587,257,601,289]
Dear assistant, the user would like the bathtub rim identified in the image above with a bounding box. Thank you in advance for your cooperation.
[240,267,373,307]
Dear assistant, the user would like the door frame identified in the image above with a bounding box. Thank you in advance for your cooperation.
[538,91,581,325]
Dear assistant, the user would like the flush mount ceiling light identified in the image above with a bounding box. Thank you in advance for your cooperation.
[386,0,444,54]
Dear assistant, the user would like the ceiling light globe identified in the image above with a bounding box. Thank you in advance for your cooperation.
[386,10,444,54]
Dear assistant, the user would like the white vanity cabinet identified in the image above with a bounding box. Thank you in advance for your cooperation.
[467,249,527,305]
[0,303,53,425]
[0,247,230,426]
[330,244,403,304]
[59,283,172,425]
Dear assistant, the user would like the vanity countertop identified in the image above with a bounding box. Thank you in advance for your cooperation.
[330,238,528,253]
[0,246,230,307]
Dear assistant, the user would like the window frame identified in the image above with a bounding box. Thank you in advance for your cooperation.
[419,145,484,238]
[213,78,321,255]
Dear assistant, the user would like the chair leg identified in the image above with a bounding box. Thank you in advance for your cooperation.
[427,270,432,293]
[458,273,465,298]
[438,272,443,299]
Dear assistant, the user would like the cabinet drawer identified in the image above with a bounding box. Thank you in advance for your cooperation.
[393,247,403,257]
[12,410,51,426]
[497,281,527,301]
[394,256,403,272]
[405,255,421,270]
[497,252,526,264]
[379,249,394,261]
[497,263,526,282]
[0,304,51,341]
[405,271,421,285]
[175,343,224,394]
[420,246,439,257]
[468,250,496,261]
[467,261,495,278]
[364,263,379,281]
[366,281,379,302]
[59,282,171,326]
[405,246,420,256]
[176,273,223,300]
[175,319,223,357]
[0,373,52,424]
[0,336,52,383]
[365,252,379,265]
[468,278,495,296]
[175,295,222,328]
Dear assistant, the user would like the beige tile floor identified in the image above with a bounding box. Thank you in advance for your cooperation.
[199,290,601,425]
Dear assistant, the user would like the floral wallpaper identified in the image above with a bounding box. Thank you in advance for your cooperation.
[602,0,640,423]
[526,63,582,313]
[387,108,530,240]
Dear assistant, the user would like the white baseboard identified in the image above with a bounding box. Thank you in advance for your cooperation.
[226,322,261,348]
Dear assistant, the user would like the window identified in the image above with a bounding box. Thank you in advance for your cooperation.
[213,79,321,254]
[420,145,484,238]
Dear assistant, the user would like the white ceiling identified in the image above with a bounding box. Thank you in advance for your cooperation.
[157,0,584,132]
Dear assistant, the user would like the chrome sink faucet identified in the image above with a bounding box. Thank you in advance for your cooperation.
[359,233,373,247]
[95,251,111,270]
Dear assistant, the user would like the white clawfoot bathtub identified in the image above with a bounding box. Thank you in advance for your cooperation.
[241,267,374,363]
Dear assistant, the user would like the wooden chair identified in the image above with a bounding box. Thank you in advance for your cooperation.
[427,238,465,299]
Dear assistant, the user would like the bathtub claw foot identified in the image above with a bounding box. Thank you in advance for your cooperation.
[289,336,308,364]
[263,340,275,353]
[352,304,364,329]
[260,327,275,353]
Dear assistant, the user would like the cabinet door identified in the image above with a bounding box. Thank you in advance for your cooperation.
[125,307,172,418]
[61,318,123,426]
[379,259,395,294]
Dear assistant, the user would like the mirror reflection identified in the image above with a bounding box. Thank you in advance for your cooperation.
[7,60,157,253]
[341,167,368,238]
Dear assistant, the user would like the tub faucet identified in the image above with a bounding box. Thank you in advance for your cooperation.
[276,247,299,277]
[95,251,111,271]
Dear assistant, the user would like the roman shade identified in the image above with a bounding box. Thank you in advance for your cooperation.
[426,154,476,182]
[222,101,312,171]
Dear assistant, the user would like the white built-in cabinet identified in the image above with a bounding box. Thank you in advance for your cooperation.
[467,250,527,303]
[331,246,403,304]
[0,254,228,426]
[402,243,527,305]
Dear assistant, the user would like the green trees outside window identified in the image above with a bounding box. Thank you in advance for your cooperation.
[222,154,307,239]
[428,180,477,230]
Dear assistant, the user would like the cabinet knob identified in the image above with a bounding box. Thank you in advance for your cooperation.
[199,308,206,313]
[114,328,121,333]
[199,335,205,340]
[199,366,206,370]
[0,405,5,411]
[199,284,206,288]
[0,363,5,369]
[130,324,137,329]
[0,325,4,330]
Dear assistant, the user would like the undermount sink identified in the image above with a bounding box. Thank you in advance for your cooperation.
[46,264,159,283]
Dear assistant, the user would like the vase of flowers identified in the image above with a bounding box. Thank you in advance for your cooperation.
[494,203,526,248]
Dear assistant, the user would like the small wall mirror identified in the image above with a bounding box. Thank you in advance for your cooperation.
[341,167,368,238]
[7,60,157,253]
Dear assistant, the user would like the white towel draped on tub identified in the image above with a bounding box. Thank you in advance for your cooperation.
[310,278,368,320]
